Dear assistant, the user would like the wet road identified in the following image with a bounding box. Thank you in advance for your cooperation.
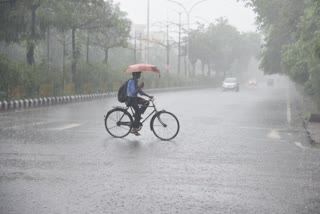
[1,83,320,214]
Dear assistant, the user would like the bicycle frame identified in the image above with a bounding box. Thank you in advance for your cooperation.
[127,99,158,124]
[111,98,169,130]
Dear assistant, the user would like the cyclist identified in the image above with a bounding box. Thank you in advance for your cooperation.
[126,72,153,135]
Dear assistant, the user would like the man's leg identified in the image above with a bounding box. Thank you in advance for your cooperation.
[130,98,142,129]
[137,97,149,114]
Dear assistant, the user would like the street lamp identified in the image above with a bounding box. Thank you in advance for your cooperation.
[146,0,150,63]
[168,0,208,76]
[195,16,212,26]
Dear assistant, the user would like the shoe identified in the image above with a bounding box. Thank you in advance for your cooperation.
[130,128,141,136]
[130,128,136,133]
[136,123,143,131]
[134,132,141,136]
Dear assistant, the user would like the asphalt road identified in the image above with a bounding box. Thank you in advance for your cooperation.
[1,82,320,214]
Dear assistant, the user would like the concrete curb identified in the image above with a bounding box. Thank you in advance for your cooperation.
[0,92,116,112]
[0,86,200,112]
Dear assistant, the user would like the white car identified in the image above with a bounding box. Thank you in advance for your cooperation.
[222,78,239,92]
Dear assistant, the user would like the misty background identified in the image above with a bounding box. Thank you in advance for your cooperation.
[0,0,319,111]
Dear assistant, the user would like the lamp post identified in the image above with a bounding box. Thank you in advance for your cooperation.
[146,0,150,63]
[195,16,212,27]
[168,0,208,76]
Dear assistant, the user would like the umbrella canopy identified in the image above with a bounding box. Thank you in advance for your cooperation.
[124,63,160,73]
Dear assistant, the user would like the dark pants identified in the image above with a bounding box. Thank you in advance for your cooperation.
[127,97,150,128]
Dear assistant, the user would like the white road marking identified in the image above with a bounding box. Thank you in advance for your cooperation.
[1,121,55,130]
[14,108,46,113]
[294,142,320,151]
[295,142,306,150]
[64,130,103,133]
[246,137,286,142]
[239,126,286,131]
[267,129,281,140]
[49,123,81,131]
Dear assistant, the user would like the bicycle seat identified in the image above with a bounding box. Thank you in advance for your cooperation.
[113,106,128,110]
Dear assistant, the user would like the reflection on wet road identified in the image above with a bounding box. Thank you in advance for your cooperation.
[1,83,320,213]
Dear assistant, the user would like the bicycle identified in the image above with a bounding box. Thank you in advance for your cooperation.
[104,99,180,141]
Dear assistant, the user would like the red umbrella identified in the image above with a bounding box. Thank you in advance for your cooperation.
[124,63,160,73]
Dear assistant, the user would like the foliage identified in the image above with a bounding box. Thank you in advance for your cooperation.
[0,0,53,64]
[188,18,261,79]
[92,3,131,64]
[0,0,261,101]
[239,0,320,108]
[238,0,305,74]
[0,54,41,99]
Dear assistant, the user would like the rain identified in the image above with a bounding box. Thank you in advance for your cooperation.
[1,0,320,213]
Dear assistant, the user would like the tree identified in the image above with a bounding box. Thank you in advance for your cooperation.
[0,0,52,65]
[235,32,261,73]
[281,0,320,96]
[188,18,260,78]
[51,0,114,92]
[238,0,305,74]
[93,3,131,64]
[239,0,320,106]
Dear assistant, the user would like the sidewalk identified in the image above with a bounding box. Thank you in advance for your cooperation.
[304,114,320,144]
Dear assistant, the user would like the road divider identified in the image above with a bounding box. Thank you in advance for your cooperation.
[0,86,201,112]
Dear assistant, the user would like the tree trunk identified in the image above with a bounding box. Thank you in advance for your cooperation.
[178,13,181,74]
[26,5,37,65]
[134,33,137,63]
[191,62,196,77]
[166,45,170,73]
[201,60,205,77]
[166,24,170,73]
[207,63,211,77]
[47,27,50,73]
[27,41,35,65]
[86,30,89,64]
[184,55,187,76]
[62,33,66,94]
[71,28,78,92]
[103,48,109,64]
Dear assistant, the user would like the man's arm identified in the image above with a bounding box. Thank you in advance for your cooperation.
[138,82,153,98]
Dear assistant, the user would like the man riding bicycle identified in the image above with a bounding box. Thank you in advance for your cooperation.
[126,72,153,135]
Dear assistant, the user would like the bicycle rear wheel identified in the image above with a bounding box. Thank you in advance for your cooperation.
[151,111,180,141]
[105,108,133,138]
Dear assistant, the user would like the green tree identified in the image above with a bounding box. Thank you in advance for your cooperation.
[93,3,131,64]
[282,0,320,97]
[0,0,52,65]
[239,0,320,107]
[51,0,113,92]
[238,0,305,74]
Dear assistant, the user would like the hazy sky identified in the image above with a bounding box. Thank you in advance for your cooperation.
[114,0,257,32]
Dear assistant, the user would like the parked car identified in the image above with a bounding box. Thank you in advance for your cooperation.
[222,77,239,92]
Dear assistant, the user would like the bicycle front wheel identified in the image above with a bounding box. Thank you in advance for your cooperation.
[105,108,133,138]
[151,111,180,141]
